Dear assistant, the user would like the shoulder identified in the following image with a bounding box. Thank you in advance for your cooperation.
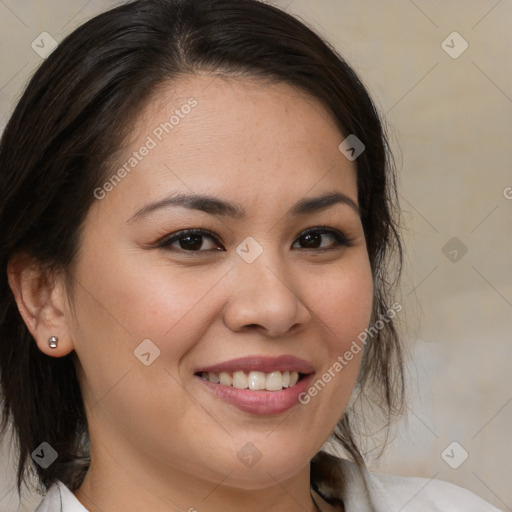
[311,450,502,512]
[34,481,88,512]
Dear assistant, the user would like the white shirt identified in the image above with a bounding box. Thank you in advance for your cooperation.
[34,450,502,511]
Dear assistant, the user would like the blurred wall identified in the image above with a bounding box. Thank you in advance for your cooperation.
[0,1,510,511]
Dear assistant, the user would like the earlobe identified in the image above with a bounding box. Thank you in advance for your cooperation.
[7,253,75,358]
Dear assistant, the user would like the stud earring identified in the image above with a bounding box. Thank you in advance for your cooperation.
[48,336,58,349]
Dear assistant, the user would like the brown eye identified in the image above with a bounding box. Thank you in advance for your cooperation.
[157,226,352,254]
[293,227,353,250]
[158,229,224,252]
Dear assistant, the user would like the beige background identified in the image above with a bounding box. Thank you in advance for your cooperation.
[1,1,510,510]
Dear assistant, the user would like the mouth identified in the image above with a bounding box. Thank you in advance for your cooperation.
[194,370,309,391]
[194,369,315,415]
[193,354,314,392]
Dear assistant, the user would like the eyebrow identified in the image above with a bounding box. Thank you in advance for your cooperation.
[127,190,360,223]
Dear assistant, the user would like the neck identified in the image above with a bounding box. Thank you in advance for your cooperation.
[73,437,330,512]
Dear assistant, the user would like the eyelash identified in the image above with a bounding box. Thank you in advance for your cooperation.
[156,226,353,254]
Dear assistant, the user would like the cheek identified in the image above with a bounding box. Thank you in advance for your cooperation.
[66,241,236,411]
[300,253,373,406]
[309,253,374,344]
[71,240,227,341]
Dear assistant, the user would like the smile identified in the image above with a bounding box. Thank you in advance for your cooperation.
[196,370,304,391]
[195,372,315,415]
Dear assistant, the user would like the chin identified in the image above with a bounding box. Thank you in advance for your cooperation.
[209,448,312,490]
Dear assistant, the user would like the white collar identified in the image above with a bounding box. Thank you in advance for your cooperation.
[34,480,88,512]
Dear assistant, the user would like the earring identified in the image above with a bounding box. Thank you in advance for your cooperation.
[48,336,58,349]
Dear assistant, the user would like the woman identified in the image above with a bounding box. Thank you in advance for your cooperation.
[0,0,500,511]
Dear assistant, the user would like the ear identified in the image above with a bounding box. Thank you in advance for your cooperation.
[7,252,75,358]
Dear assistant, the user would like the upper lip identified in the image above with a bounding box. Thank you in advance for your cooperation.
[194,355,315,375]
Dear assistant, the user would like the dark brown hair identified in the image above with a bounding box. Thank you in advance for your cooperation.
[0,0,404,495]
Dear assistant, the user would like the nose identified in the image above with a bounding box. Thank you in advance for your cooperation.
[222,250,312,337]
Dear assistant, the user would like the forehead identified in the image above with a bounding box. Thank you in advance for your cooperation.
[93,73,358,221]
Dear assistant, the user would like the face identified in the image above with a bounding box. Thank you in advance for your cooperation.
[61,74,373,490]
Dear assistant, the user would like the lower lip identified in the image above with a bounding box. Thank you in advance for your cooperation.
[195,373,315,415]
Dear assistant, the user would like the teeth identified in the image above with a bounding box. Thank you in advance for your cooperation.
[265,371,283,391]
[219,372,232,386]
[207,372,220,384]
[248,371,266,390]
[200,370,301,391]
[232,371,248,389]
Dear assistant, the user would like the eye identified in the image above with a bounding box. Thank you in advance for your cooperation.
[156,226,353,254]
[157,229,224,253]
[292,227,353,251]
